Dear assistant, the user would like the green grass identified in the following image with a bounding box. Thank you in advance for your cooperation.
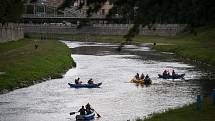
[0,38,76,92]
[135,97,215,121]
[26,27,215,67]
[133,27,215,67]
[24,28,215,121]
[25,27,215,121]
[25,33,126,43]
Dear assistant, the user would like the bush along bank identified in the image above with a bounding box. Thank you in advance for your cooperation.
[0,39,76,93]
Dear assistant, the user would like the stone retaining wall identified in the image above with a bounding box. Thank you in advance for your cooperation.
[23,24,186,36]
[0,23,24,43]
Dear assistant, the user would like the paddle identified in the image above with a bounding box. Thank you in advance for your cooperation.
[181,76,186,81]
[90,105,101,118]
[69,112,78,115]
[94,110,101,118]
[70,110,101,117]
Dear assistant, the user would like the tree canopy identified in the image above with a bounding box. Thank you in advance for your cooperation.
[59,0,215,39]
[59,0,215,26]
[0,0,24,24]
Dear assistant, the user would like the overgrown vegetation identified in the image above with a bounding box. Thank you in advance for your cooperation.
[135,97,215,121]
[0,0,24,23]
[0,39,76,93]
[58,0,215,40]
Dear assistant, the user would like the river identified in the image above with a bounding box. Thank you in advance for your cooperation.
[0,41,212,121]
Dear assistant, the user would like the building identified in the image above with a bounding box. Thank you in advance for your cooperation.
[45,0,64,7]
[27,0,64,7]
[98,1,113,16]
[74,0,113,16]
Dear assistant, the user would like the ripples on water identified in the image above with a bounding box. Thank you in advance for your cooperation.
[0,41,210,121]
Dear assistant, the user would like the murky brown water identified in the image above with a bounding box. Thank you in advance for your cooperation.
[0,41,214,121]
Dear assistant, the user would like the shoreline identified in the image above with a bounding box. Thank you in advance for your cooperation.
[0,38,76,94]
[24,28,215,121]
[25,29,215,75]
[136,96,215,121]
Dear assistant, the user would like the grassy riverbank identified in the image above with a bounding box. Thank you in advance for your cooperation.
[134,27,215,68]
[132,28,215,120]
[0,39,76,93]
[26,27,215,121]
[25,33,124,43]
[135,97,215,121]
[26,27,215,68]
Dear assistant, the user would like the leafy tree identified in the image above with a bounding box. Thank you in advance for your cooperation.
[0,0,24,24]
[57,0,215,40]
[109,0,215,40]
[58,0,107,16]
[58,0,75,10]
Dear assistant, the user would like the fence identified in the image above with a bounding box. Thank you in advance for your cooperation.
[0,23,24,43]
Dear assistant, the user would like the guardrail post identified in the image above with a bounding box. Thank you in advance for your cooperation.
[196,95,201,111]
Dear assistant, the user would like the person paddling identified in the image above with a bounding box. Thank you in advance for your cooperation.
[87,78,94,84]
[140,73,145,80]
[72,104,101,118]
[85,103,93,114]
[172,70,176,77]
[135,73,140,80]
[144,74,151,84]
[163,70,167,77]
[78,106,86,115]
[167,70,170,76]
[145,74,149,80]
[75,77,82,84]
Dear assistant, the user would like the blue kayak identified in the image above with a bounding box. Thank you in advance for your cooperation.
[75,110,95,121]
[68,82,102,88]
[158,74,185,79]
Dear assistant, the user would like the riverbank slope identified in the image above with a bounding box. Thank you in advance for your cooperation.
[26,27,215,121]
[136,97,215,121]
[26,27,215,69]
[0,39,76,93]
[134,27,215,71]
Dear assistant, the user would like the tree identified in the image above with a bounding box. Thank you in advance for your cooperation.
[60,0,215,39]
[0,0,24,24]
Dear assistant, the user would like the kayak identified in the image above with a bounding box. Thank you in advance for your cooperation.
[76,110,95,121]
[158,74,185,79]
[131,79,144,84]
[130,79,152,84]
[68,82,102,88]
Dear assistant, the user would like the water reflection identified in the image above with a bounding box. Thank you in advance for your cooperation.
[0,41,213,121]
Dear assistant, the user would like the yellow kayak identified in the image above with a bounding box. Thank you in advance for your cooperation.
[130,79,145,84]
[130,79,152,84]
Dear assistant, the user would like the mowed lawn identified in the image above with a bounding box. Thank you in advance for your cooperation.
[0,39,75,92]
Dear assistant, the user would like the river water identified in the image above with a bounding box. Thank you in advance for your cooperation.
[0,41,212,121]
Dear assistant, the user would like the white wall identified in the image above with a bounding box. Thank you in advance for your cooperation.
[0,23,24,43]
[23,23,186,36]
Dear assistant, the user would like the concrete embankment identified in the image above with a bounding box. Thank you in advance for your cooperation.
[0,23,24,43]
[23,24,186,36]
